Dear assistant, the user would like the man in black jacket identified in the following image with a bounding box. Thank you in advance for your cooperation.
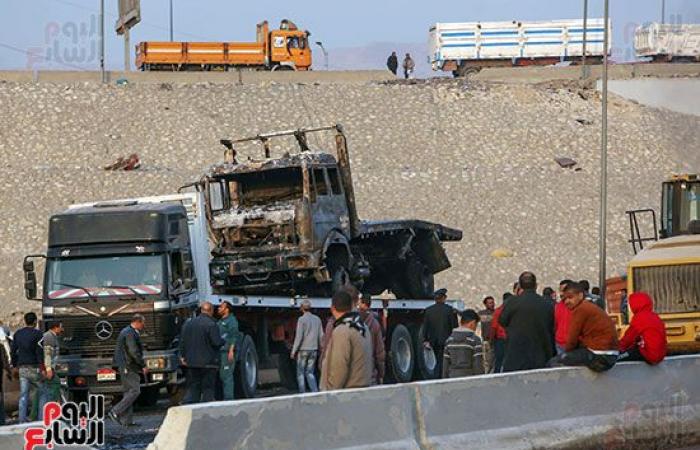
[11,312,44,422]
[179,302,224,404]
[499,272,555,372]
[422,288,458,378]
[386,51,398,75]
[109,314,147,426]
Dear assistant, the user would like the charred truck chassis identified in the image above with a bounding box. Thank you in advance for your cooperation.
[203,125,462,299]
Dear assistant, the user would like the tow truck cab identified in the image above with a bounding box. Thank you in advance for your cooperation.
[23,201,198,402]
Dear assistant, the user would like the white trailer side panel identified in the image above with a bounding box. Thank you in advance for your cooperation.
[635,23,700,59]
[429,18,611,71]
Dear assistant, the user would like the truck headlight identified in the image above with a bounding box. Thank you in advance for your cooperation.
[146,358,166,370]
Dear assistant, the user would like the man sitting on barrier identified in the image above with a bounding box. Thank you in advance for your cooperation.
[548,282,618,372]
[442,309,484,378]
[320,289,372,391]
[617,292,667,365]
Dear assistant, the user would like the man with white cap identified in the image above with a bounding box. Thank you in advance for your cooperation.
[291,299,323,393]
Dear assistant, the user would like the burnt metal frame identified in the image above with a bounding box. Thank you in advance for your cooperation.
[220,124,343,160]
[626,208,659,255]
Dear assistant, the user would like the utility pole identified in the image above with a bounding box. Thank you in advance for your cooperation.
[124,28,130,72]
[169,0,174,41]
[99,0,105,82]
[581,0,589,79]
[598,0,610,307]
[662,0,666,24]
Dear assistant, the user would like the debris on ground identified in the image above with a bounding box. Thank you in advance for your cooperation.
[104,153,141,171]
[555,157,578,169]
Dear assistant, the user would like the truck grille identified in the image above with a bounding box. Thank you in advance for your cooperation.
[633,264,700,314]
[56,312,176,359]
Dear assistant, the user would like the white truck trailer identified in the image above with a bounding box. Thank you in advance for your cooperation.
[429,18,611,76]
[635,23,700,62]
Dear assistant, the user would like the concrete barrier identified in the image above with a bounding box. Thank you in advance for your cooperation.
[0,421,94,450]
[604,78,700,117]
[0,70,395,85]
[148,383,420,450]
[148,355,700,450]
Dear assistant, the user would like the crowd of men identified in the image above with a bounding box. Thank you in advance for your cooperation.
[0,269,668,425]
[0,313,63,425]
[386,51,416,79]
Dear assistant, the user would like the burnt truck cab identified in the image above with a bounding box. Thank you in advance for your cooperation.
[204,124,462,299]
[23,201,198,402]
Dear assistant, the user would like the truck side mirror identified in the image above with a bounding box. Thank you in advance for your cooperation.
[24,270,38,300]
[23,260,35,272]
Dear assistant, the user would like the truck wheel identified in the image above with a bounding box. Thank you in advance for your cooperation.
[414,324,439,380]
[278,352,298,391]
[388,324,414,383]
[137,386,160,407]
[405,258,434,299]
[234,335,258,399]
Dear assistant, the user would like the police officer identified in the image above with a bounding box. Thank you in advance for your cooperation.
[422,288,458,378]
[217,301,240,400]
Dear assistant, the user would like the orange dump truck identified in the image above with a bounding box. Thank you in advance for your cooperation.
[136,19,312,71]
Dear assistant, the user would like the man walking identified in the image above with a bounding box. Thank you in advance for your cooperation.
[179,302,224,404]
[442,309,484,378]
[291,299,323,393]
[320,290,372,391]
[548,282,618,372]
[499,272,555,372]
[217,302,240,400]
[478,296,496,373]
[402,53,415,79]
[39,320,63,412]
[11,312,44,422]
[357,294,385,385]
[110,314,147,426]
[422,288,458,378]
[386,51,398,75]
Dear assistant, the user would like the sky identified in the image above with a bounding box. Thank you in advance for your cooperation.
[0,0,698,71]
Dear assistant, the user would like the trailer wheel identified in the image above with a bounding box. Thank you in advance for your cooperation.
[234,335,258,399]
[414,324,439,380]
[405,257,434,299]
[389,324,414,383]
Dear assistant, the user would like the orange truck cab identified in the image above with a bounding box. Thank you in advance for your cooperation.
[136,19,312,71]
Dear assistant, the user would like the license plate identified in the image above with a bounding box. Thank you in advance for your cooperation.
[96,368,116,382]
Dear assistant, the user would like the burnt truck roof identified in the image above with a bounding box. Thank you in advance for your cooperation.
[49,202,187,248]
[208,152,337,178]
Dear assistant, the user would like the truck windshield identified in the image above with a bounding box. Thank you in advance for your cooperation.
[679,182,700,232]
[46,255,165,300]
[229,167,303,207]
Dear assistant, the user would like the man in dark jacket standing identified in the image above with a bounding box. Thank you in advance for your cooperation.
[499,272,555,372]
[443,309,484,378]
[422,288,458,378]
[109,314,146,426]
[386,51,398,75]
[11,312,44,422]
[179,302,224,404]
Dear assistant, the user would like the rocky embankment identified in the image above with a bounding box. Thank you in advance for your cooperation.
[1,78,698,324]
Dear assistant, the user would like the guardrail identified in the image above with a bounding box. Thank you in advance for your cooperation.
[147,354,700,450]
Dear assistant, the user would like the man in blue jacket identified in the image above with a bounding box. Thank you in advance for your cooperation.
[179,302,224,404]
[10,312,44,422]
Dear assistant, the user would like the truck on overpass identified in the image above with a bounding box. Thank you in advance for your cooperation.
[22,125,462,402]
[136,19,312,72]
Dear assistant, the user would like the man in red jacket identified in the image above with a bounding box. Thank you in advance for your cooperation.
[618,292,667,365]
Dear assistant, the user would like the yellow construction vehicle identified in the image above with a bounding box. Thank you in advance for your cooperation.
[626,174,700,353]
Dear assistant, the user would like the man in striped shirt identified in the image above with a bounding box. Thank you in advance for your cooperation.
[442,309,484,378]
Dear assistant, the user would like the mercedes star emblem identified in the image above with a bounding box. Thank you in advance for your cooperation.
[95,321,113,340]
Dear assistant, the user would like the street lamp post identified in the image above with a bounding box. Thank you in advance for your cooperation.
[169,0,174,41]
[581,0,588,79]
[598,0,610,306]
[662,0,666,24]
[315,41,329,70]
[100,0,105,83]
